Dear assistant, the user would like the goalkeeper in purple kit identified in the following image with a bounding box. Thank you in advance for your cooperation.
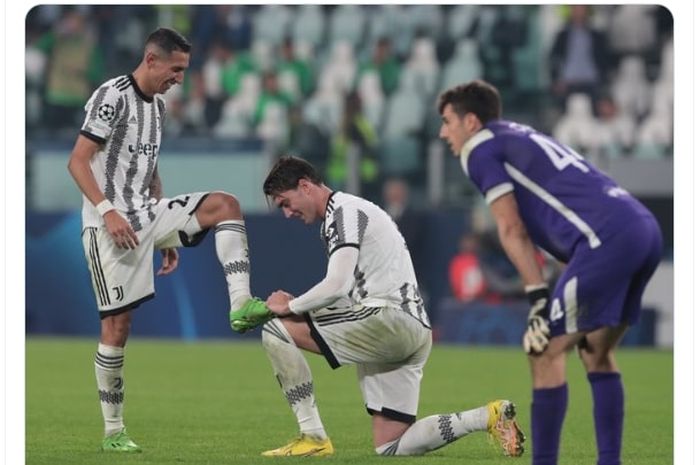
[437,80,662,465]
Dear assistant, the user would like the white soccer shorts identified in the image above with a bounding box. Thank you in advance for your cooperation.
[81,192,209,317]
[305,306,432,423]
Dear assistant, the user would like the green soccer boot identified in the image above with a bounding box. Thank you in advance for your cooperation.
[229,297,274,333]
[101,428,142,453]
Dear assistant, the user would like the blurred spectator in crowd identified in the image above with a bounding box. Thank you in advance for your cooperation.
[358,37,401,96]
[254,72,293,126]
[36,8,104,131]
[199,39,235,128]
[254,72,293,147]
[221,46,257,98]
[448,233,487,302]
[477,231,533,300]
[549,5,610,108]
[383,177,426,290]
[277,37,314,98]
[487,6,528,88]
[190,5,252,70]
[327,93,381,201]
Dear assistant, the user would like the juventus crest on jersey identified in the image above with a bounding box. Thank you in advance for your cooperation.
[321,192,430,329]
[80,74,166,232]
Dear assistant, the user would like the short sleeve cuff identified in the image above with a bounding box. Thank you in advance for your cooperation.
[79,129,106,145]
[485,182,514,204]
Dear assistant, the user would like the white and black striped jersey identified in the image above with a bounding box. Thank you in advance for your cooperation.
[321,192,430,328]
[80,74,166,232]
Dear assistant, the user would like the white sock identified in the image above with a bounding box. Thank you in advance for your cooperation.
[261,319,328,440]
[376,407,489,456]
[214,220,252,310]
[95,343,126,437]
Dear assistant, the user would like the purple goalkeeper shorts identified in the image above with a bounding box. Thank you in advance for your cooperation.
[547,214,663,336]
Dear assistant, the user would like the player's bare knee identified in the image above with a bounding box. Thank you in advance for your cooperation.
[579,347,617,373]
[212,192,241,220]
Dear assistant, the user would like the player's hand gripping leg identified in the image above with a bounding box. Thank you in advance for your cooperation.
[522,285,551,355]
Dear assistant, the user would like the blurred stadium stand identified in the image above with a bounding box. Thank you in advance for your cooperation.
[25,5,673,346]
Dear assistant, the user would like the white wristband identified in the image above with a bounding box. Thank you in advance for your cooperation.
[95,199,116,216]
[524,283,548,293]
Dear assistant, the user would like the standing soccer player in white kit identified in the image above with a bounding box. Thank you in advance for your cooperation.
[231,156,525,457]
[68,27,267,452]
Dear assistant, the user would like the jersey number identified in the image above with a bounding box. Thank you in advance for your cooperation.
[530,133,589,173]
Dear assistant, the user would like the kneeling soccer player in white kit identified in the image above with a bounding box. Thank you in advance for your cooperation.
[230,156,525,457]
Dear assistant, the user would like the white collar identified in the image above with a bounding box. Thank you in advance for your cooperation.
[459,128,495,175]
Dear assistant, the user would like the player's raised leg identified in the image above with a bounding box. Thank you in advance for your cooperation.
[96,311,141,452]
[259,317,333,457]
[191,192,270,320]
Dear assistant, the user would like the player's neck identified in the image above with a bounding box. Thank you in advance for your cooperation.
[317,185,333,218]
[131,66,155,98]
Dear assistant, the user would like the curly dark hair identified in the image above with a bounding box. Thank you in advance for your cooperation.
[263,156,323,197]
[437,80,502,123]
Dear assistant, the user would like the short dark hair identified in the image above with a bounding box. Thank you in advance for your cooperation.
[437,80,502,123]
[146,27,191,54]
[263,156,323,196]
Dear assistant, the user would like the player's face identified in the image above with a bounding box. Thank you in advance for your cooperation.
[273,188,317,224]
[149,50,190,94]
[439,104,476,156]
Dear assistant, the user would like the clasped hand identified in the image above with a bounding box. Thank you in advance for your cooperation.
[522,292,551,355]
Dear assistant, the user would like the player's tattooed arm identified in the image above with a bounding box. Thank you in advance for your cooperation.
[149,165,163,201]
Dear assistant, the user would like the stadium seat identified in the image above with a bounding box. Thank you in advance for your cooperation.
[213,73,260,138]
[329,5,366,48]
[357,71,385,131]
[652,39,673,112]
[383,72,426,138]
[303,73,344,135]
[447,5,478,40]
[251,39,276,73]
[635,92,672,158]
[320,41,357,94]
[256,101,289,144]
[440,39,483,90]
[608,5,657,55]
[293,39,315,64]
[403,37,439,99]
[367,5,413,58]
[380,137,422,177]
[202,58,224,99]
[253,5,293,46]
[552,93,600,154]
[292,5,325,49]
[406,5,443,39]
[512,9,543,92]
[611,56,651,120]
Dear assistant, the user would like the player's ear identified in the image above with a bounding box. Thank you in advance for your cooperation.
[465,113,480,131]
[144,49,159,68]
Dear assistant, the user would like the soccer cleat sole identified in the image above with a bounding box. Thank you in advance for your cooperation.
[490,401,526,457]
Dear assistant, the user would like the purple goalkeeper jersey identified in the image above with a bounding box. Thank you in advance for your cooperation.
[461,120,654,262]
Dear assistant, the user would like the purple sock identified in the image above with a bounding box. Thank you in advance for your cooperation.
[588,372,624,465]
[531,384,568,465]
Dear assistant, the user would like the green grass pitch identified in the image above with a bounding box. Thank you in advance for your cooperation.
[26,339,671,464]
